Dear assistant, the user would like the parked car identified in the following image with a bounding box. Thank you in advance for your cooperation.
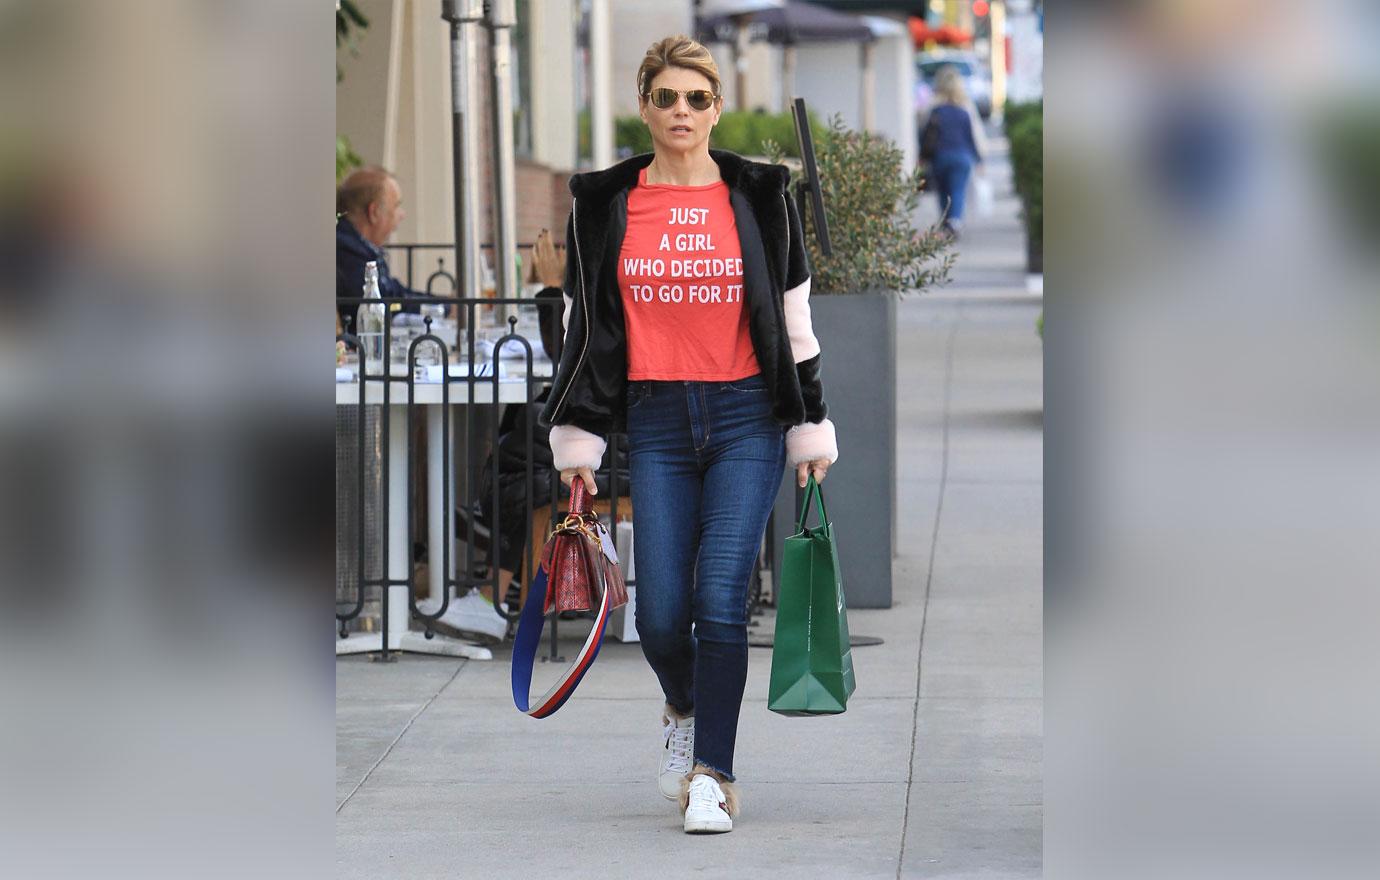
[917,52,992,119]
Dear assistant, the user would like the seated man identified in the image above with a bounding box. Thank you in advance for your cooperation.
[336,165,437,330]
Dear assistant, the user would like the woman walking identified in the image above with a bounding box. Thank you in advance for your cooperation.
[538,35,838,834]
[921,65,985,238]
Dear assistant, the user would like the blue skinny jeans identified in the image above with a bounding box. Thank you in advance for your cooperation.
[931,149,975,226]
[625,371,786,783]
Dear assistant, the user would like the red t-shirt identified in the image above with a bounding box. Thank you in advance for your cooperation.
[616,165,761,381]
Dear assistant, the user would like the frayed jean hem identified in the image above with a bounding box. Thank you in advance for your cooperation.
[691,757,736,784]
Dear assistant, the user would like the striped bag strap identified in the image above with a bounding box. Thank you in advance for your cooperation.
[510,558,615,718]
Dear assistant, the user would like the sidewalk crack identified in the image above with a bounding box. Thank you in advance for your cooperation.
[896,312,958,877]
[336,660,468,814]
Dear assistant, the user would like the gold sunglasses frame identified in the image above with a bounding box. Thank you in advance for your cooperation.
[643,87,719,111]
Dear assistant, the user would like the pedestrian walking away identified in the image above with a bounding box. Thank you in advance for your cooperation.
[919,64,986,239]
[538,34,840,835]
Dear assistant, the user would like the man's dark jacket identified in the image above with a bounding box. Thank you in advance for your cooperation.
[336,216,432,329]
[537,149,828,439]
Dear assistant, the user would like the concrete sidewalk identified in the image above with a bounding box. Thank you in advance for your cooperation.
[337,132,1042,879]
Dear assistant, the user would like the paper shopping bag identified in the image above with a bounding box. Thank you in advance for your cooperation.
[768,474,856,716]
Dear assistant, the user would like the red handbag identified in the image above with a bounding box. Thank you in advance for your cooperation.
[512,476,629,717]
[540,476,628,615]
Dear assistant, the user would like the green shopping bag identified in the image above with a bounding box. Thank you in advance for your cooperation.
[768,474,856,716]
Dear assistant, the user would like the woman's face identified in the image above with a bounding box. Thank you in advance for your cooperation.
[638,67,722,158]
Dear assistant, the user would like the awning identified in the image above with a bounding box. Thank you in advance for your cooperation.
[803,0,930,11]
[698,0,875,45]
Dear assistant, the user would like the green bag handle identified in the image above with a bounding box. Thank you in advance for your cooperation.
[795,473,832,534]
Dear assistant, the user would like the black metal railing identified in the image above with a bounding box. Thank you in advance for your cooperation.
[385,242,554,296]
[336,290,775,661]
[336,293,634,662]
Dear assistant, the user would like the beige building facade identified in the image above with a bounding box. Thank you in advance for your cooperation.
[337,1,913,275]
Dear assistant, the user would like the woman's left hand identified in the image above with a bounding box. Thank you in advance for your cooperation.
[797,459,830,488]
[530,228,566,288]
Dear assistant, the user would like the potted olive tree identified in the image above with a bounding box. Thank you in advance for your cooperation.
[763,115,953,608]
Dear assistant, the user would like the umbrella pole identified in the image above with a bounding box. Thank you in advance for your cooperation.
[442,0,485,317]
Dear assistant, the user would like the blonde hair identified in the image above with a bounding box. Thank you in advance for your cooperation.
[934,65,969,106]
[636,35,722,101]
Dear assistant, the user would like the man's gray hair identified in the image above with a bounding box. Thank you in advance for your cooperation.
[337,165,395,217]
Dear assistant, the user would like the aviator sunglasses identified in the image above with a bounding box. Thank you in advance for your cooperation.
[644,87,719,111]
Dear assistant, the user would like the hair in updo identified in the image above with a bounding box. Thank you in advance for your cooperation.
[636,35,722,100]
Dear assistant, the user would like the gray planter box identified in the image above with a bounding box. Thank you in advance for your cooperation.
[770,290,897,609]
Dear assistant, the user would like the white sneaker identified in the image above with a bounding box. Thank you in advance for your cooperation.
[683,774,733,834]
[658,710,694,800]
[424,588,509,643]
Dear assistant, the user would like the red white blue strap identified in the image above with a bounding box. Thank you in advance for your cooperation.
[510,561,614,718]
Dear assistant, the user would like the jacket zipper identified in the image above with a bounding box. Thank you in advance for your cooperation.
[781,191,790,278]
[550,195,589,423]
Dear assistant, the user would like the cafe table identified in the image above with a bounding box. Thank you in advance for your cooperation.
[335,352,553,660]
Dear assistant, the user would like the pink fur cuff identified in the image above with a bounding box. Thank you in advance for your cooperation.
[785,418,839,468]
[549,424,607,472]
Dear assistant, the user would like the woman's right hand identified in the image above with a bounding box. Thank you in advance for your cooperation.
[559,466,598,495]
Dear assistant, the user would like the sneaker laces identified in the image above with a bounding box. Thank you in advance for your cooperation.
[662,719,693,775]
[688,774,727,813]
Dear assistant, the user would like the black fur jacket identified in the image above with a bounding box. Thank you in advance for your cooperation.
[537,148,838,472]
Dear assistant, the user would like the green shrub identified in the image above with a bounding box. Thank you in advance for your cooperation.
[710,109,824,157]
[602,109,825,159]
[614,114,654,156]
[337,134,363,182]
[336,0,369,83]
[763,114,953,296]
[1316,104,1380,243]
[1003,101,1043,140]
[1005,102,1043,254]
[577,108,590,162]
[336,1,368,178]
